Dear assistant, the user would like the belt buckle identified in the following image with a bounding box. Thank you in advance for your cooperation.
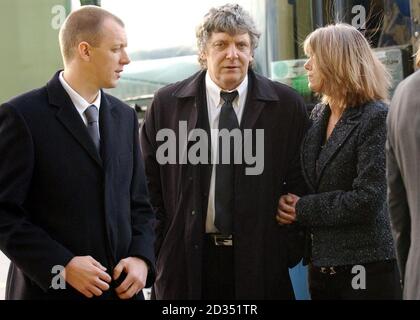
[213,234,233,246]
[320,266,336,275]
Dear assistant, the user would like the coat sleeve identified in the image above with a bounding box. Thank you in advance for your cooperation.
[0,103,74,291]
[284,97,310,196]
[128,108,156,287]
[386,121,410,283]
[140,93,167,258]
[296,108,388,228]
[284,96,310,268]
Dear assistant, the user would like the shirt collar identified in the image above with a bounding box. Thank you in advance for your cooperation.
[59,71,101,114]
[205,72,248,108]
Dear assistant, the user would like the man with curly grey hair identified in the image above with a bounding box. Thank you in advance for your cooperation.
[141,3,308,299]
[195,3,261,71]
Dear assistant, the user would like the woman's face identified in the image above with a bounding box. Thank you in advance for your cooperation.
[304,55,323,93]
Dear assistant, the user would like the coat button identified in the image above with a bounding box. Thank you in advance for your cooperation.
[188,176,193,181]
[194,244,199,249]
[191,210,195,215]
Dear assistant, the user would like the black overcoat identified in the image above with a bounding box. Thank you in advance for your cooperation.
[141,70,308,299]
[0,71,156,299]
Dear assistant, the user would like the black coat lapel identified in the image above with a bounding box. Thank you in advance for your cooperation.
[99,93,118,169]
[47,72,102,167]
[315,106,362,186]
[240,71,276,130]
[300,105,329,192]
[173,71,204,164]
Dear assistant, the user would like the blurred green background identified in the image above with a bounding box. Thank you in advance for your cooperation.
[0,0,71,102]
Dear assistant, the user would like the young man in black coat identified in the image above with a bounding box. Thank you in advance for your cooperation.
[0,6,155,300]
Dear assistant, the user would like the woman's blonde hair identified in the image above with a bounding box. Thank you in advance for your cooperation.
[416,46,420,68]
[303,23,391,109]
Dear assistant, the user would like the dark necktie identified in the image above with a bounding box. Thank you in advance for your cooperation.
[215,90,239,234]
[84,105,100,153]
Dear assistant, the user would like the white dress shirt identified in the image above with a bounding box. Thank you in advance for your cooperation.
[205,72,248,233]
[59,71,101,131]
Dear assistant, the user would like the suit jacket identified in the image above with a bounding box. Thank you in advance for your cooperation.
[140,69,308,299]
[296,101,396,267]
[387,70,420,299]
[0,71,156,299]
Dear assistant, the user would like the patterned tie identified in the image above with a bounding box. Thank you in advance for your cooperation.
[215,90,239,234]
[84,105,100,153]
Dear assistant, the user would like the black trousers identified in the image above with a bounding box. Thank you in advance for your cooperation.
[202,234,235,299]
[309,259,402,300]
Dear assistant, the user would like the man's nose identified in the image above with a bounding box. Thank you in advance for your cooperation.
[225,44,239,60]
[121,49,131,65]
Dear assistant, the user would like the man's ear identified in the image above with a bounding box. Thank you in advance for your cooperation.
[200,51,207,62]
[78,42,92,61]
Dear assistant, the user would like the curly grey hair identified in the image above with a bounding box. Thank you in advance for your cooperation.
[195,3,261,68]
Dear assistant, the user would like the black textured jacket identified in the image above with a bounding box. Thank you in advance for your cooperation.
[296,101,395,267]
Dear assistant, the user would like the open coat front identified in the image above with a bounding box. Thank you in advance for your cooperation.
[0,72,156,299]
[141,70,308,299]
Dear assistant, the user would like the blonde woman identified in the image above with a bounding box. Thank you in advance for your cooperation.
[276,23,401,299]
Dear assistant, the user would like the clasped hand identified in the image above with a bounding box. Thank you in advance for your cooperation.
[63,256,148,299]
[276,193,300,225]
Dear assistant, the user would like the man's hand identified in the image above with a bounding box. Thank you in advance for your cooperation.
[113,257,148,299]
[64,256,112,298]
[276,193,300,225]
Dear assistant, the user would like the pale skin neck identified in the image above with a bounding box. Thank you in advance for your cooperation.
[62,62,100,104]
[329,103,344,121]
